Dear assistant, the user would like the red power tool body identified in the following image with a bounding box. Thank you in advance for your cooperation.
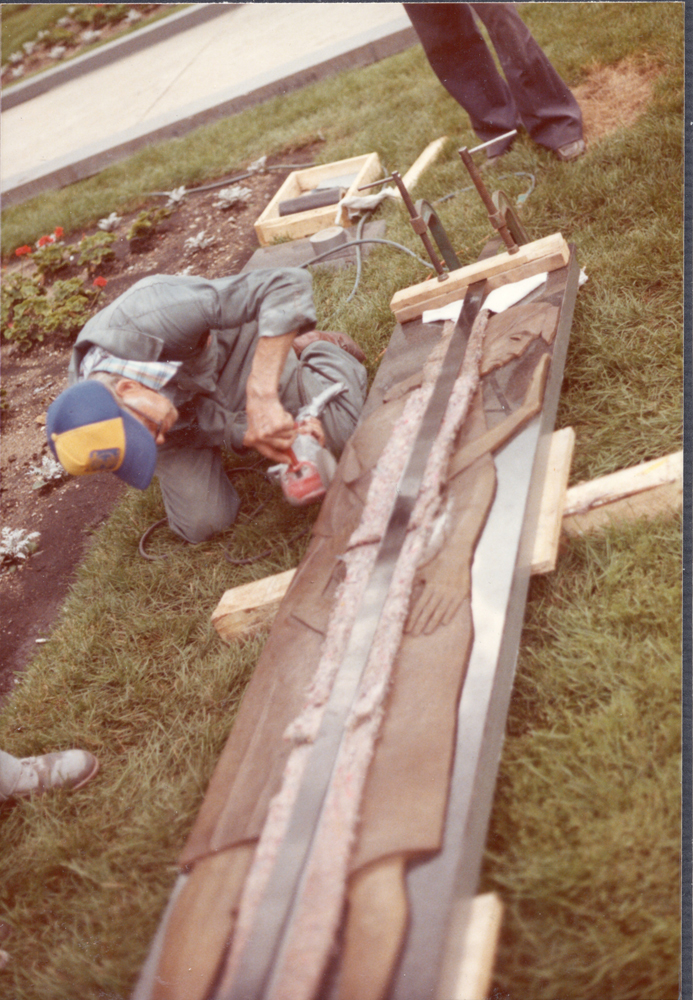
[280,433,338,506]
[268,382,345,507]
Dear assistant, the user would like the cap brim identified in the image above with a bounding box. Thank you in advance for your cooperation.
[115,408,158,489]
[47,381,158,490]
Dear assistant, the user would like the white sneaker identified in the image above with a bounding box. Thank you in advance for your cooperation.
[3,750,99,801]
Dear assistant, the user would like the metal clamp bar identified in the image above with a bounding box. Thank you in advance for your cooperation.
[357,171,449,279]
[390,171,448,279]
[458,146,520,254]
[469,129,518,156]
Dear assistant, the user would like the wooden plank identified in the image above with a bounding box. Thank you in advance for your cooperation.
[390,233,570,323]
[531,426,576,575]
[209,448,681,632]
[211,568,296,643]
[399,137,448,195]
[446,893,504,1000]
[562,450,683,537]
[563,450,683,517]
[254,153,382,246]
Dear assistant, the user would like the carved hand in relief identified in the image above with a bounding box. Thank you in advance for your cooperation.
[405,557,471,636]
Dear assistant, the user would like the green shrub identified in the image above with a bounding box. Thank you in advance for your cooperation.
[126,206,172,241]
[31,240,71,279]
[1,272,102,350]
[77,230,117,272]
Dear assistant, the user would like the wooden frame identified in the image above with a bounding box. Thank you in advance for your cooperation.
[389,232,571,323]
[254,153,382,246]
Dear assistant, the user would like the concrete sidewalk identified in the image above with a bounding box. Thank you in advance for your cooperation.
[1,3,416,207]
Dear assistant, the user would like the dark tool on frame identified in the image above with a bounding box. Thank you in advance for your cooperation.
[458,129,530,251]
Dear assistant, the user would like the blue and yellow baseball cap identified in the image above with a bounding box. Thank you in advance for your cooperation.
[46,381,157,490]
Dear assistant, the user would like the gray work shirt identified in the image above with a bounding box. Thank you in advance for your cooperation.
[68,270,316,452]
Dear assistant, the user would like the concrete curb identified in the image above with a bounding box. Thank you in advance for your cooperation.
[2,22,416,209]
[2,4,237,111]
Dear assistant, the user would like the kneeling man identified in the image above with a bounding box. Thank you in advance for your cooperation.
[46,269,368,542]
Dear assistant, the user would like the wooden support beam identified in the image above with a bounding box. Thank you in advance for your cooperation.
[211,568,296,644]
[531,426,576,575]
[562,450,683,537]
[398,137,448,196]
[211,449,683,644]
[450,893,504,1000]
[390,232,571,323]
[211,427,574,643]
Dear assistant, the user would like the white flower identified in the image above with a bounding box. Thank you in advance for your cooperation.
[11,66,25,79]
[164,186,187,208]
[28,455,68,485]
[184,231,216,254]
[214,185,252,210]
[8,52,23,65]
[22,41,36,55]
[0,527,41,567]
[49,46,67,59]
[98,212,122,231]
[126,9,142,21]
[248,155,268,174]
[56,19,71,29]
[81,29,101,44]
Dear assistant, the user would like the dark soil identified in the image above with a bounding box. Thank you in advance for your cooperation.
[0,146,320,704]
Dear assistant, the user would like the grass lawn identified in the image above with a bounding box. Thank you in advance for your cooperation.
[0,4,683,999]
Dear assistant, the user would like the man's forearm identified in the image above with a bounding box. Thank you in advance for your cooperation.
[244,331,298,461]
[245,331,296,404]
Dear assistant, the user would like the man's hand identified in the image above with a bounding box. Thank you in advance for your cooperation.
[244,330,299,462]
[244,395,297,463]
[296,417,325,447]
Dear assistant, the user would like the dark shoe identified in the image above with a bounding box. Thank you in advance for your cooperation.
[293,330,366,364]
[556,139,586,162]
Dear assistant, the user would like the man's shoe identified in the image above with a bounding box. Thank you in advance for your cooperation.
[293,330,366,364]
[556,139,586,162]
[4,750,99,801]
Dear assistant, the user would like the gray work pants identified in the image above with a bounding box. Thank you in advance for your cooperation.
[155,342,368,543]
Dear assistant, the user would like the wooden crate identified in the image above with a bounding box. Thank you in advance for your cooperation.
[254,153,382,246]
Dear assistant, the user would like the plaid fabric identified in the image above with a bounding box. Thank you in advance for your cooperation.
[79,346,181,390]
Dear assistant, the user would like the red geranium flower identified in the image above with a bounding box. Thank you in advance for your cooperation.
[37,235,53,247]
[54,226,64,239]
[93,276,108,288]
[15,246,32,256]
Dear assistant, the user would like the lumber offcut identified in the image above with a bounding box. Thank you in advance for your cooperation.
[444,893,504,1000]
[562,450,683,536]
[390,232,570,323]
[212,568,296,643]
[398,137,448,195]
[531,426,576,574]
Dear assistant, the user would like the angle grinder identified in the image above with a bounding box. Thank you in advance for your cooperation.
[268,382,346,506]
